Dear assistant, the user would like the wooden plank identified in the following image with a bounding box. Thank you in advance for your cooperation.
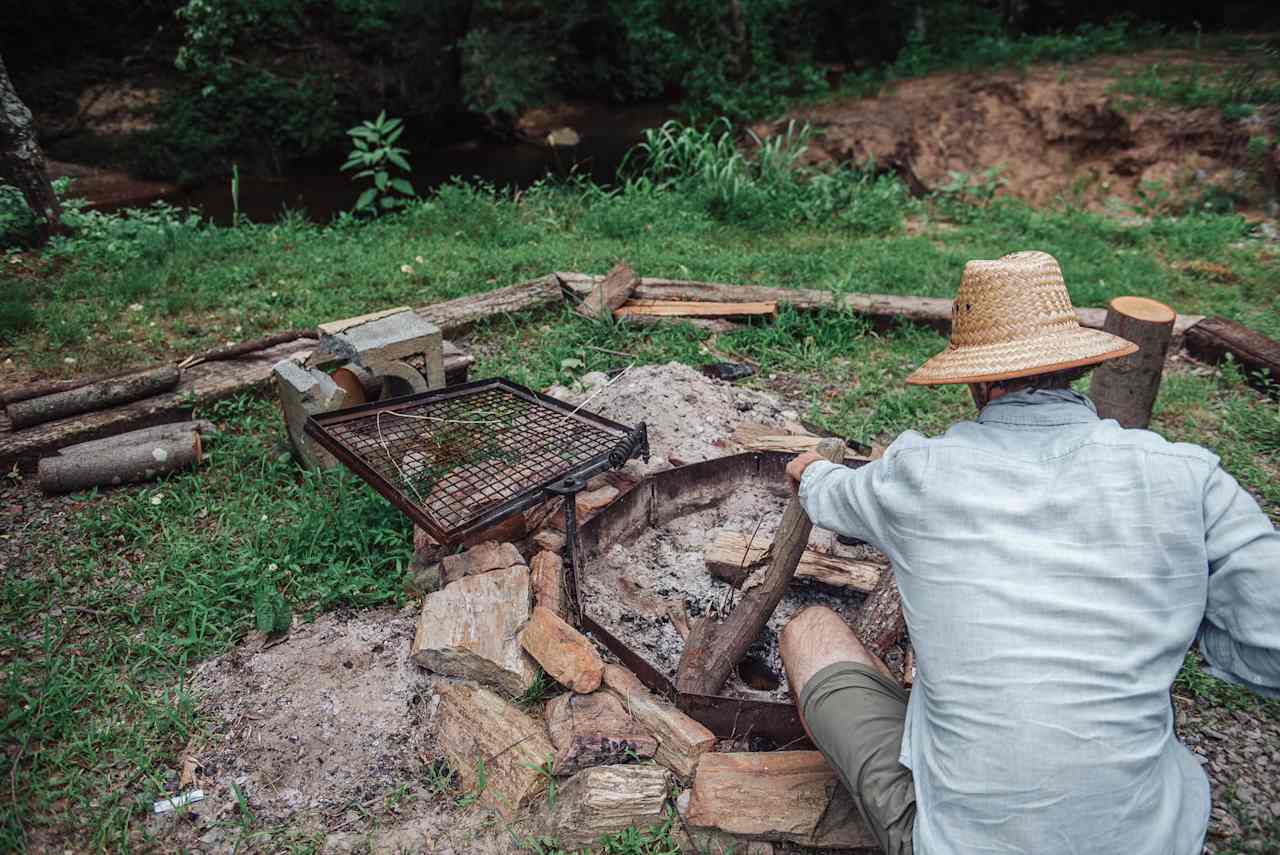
[1184,316,1280,393]
[577,262,639,320]
[734,432,869,463]
[558,272,1203,345]
[705,529,883,592]
[417,274,563,336]
[614,300,777,319]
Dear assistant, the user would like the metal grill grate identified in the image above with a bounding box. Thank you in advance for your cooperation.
[304,379,642,544]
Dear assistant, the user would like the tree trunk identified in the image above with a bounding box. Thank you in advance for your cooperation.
[0,52,64,244]
[6,366,181,430]
[1088,296,1175,429]
[39,432,202,494]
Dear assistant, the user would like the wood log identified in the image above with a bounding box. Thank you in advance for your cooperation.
[683,752,875,848]
[732,429,869,464]
[601,664,715,780]
[705,530,883,592]
[853,565,907,659]
[1088,296,1176,429]
[613,300,776,319]
[38,432,202,494]
[0,369,128,406]
[545,692,657,775]
[577,263,639,320]
[7,366,181,430]
[541,765,671,849]
[434,682,553,819]
[676,438,845,696]
[56,420,217,457]
[177,329,312,369]
[1184,315,1280,394]
[417,274,563,337]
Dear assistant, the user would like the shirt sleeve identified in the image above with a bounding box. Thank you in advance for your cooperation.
[797,457,888,547]
[1198,464,1280,698]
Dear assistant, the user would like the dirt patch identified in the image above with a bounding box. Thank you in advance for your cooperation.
[763,50,1270,209]
[145,606,516,854]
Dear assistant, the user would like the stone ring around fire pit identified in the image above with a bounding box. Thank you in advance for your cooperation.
[574,451,895,746]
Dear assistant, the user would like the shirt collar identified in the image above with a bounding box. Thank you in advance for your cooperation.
[977,388,1099,427]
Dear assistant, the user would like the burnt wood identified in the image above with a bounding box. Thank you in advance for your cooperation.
[675,438,845,696]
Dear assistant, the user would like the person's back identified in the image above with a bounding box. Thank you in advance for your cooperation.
[780,251,1280,855]
[868,391,1217,853]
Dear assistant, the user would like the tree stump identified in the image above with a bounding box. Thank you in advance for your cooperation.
[1088,296,1175,429]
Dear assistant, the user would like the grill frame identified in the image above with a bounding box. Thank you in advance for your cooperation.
[303,378,642,544]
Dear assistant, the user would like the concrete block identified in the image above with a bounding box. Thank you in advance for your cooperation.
[272,360,350,469]
[316,309,444,389]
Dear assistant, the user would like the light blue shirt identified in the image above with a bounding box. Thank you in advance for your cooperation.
[799,388,1280,855]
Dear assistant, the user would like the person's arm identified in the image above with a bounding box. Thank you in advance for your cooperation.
[1198,465,1280,698]
[787,451,889,547]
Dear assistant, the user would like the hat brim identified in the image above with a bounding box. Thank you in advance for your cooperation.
[905,327,1138,385]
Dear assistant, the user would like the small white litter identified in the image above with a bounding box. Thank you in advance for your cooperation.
[153,789,204,814]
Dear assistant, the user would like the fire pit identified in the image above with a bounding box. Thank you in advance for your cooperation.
[574,451,886,744]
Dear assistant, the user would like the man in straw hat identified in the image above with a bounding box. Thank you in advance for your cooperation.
[779,250,1280,854]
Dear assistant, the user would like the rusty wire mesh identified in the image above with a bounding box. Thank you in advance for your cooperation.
[308,382,629,541]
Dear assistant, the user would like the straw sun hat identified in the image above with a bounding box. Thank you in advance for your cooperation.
[906,250,1137,385]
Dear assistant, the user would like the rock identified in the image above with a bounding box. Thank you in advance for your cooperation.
[541,765,671,849]
[530,550,567,620]
[439,540,525,587]
[577,484,620,515]
[580,371,610,389]
[519,606,604,693]
[545,691,658,775]
[685,752,875,848]
[411,565,537,696]
[532,529,566,554]
[404,560,442,596]
[602,664,715,780]
[434,682,554,819]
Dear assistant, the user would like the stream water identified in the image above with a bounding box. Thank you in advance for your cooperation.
[90,103,676,226]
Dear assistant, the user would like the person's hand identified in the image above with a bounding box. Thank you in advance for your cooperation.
[786,450,823,493]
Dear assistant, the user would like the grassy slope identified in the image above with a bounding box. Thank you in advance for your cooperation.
[2,177,1279,851]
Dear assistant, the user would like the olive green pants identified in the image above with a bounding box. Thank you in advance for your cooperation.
[799,661,916,855]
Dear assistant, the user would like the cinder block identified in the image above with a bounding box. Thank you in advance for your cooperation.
[272,360,350,469]
[315,309,444,389]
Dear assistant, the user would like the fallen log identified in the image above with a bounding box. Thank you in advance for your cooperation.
[1089,296,1176,429]
[676,438,845,696]
[614,300,777,319]
[1184,315,1280,394]
[177,329,313,369]
[577,262,639,320]
[417,274,563,336]
[0,369,129,406]
[56,420,218,457]
[705,529,883,592]
[7,366,181,430]
[853,565,907,659]
[38,431,202,494]
[557,272,1205,345]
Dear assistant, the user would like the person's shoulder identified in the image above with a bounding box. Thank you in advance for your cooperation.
[1087,419,1221,468]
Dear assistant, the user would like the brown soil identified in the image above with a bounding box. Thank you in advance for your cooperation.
[761,50,1272,208]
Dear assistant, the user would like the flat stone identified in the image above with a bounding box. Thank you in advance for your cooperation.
[541,765,671,849]
[272,360,350,469]
[411,565,536,696]
[685,752,875,848]
[532,528,566,554]
[545,691,658,775]
[519,606,603,693]
[439,540,525,587]
[602,664,715,780]
[434,682,554,819]
[576,484,620,513]
[530,550,566,619]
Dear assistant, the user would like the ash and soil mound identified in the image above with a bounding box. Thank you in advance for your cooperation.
[762,50,1271,208]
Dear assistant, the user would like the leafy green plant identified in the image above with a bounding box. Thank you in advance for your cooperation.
[253,583,293,635]
[341,111,417,215]
[526,755,558,808]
